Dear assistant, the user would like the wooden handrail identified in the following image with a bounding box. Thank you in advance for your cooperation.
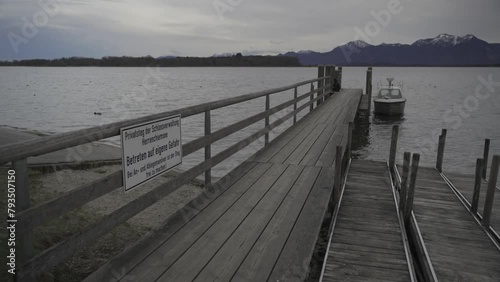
[16,85,330,233]
[0,77,329,165]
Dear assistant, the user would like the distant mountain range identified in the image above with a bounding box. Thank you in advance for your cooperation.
[280,34,500,66]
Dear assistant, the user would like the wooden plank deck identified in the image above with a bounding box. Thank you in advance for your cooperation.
[321,160,414,282]
[85,89,363,282]
[409,167,500,281]
[444,171,500,233]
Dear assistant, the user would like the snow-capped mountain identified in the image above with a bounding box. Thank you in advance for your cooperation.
[280,34,500,66]
[412,33,482,47]
[343,40,372,49]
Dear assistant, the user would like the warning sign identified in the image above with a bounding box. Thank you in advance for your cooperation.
[120,115,182,192]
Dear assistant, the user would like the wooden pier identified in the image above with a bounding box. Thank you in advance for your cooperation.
[2,66,499,281]
[403,166,500,281]
[321,160,415,282]
[84,88,362,282]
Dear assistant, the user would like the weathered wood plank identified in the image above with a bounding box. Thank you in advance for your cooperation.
[268,167,335,282]
[406,165,500,281]
[157,164,302,282]
[229,166,321,282]
[83,160,261,282]
[322,160,412,281]
[126,163,288,281]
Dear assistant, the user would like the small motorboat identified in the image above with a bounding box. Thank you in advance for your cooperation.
[373,78,406,116]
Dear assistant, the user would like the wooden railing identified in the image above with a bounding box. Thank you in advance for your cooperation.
[434,130,499,236]
[0,66,344,280]
[388,125,499,241]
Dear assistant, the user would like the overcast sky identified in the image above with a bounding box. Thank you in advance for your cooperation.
[1,0,499,60]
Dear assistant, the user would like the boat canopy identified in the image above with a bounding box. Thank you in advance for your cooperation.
[377,88,402,99]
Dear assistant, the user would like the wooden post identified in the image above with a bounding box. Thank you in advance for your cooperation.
[293,87,298,124]
[366,68,372,113]
[317,66,324,106]
[404,153,420,224]
[334,146,343,205]
[347,122,353,159]
[337,66,343,87]
[482,155,499,227]
[471,158,483,214]
[310,83,314,112]
[436,129,447,173]
[265,94,270,145]
[389,125,399,169]
[13,159,34,264]
[325,66,331,99]
[204,111,211,188]
[330,65,336,94]
[399,152,412,211]
[482,139,490,179]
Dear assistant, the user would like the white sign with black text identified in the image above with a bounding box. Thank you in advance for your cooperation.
[120,115,182,192]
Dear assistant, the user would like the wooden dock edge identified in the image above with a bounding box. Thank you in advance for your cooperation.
[439,171,500,248]
[392,165,438,282]
[387,162,418,282]
[319,158,351,282]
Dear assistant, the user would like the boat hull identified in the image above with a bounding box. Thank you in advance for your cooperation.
[373,99,406,116]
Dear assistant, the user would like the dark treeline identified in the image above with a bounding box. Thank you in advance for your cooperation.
[0,54,301,67]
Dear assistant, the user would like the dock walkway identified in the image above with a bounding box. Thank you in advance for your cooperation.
[444,171,500,235]
[321,160,414,282]
[86,89,362,282]
[408,166,500,281]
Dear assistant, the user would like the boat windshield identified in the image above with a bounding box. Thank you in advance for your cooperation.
[378,88,402,99]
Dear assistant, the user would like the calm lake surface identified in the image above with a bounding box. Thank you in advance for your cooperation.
[1,67,499,177]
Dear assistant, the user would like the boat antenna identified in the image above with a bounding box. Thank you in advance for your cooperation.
[387,77,394,87]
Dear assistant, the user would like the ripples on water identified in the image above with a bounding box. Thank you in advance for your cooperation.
[0,67,499,176]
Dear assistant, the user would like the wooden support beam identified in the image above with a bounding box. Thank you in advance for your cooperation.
[482,139,490,179]
[334,146,343,206]
[293,87,298,124]
[13,159,34,264]
[310,83,314,112]
[347,122,353,159]
[404,153,420,224]
[482,155,499,227]
[265,94,270,145]
[389,125,399,169]
[366,68,372,113]
[205,110,211,188]
[399,152,411,211]
[471,158,483,214]
[317,66,325,107]
[436,129,447,173]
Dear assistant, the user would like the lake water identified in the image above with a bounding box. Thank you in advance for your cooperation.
[1,67,499,177]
